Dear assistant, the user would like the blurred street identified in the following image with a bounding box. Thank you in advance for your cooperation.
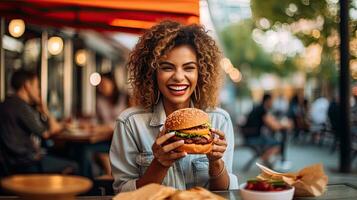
[233,134,357,186]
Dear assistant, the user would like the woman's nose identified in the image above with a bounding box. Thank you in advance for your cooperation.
[172,69,185,82]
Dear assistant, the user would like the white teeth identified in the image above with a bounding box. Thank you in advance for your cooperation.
[168,85,188,91]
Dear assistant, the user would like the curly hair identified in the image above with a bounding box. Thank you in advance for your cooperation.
[127,20,223,110]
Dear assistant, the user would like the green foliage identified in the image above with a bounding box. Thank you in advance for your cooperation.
[220,19,297,76]
[250,0,345,86]
[251,0,326,23]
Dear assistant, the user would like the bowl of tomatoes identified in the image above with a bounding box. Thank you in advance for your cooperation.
[240,179,294,200]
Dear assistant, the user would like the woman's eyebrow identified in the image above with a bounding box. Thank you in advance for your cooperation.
[159,61,174,66]
[183,61,198,66]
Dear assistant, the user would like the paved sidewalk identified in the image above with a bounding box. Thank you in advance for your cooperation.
[232,140,357,185]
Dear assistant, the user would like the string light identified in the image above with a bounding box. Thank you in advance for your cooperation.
[8,19,25,38]
[75,49,87,66]
[90,72,101,86]
[48,36,63,55]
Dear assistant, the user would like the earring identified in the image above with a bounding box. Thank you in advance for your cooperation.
[155,90,161,104]
[194,88,200,102]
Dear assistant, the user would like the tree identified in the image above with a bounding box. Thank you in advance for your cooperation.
[220,19,298,77]
[251,0,356,90]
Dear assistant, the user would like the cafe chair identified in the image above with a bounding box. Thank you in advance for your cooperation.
[238,126,266,171]
[83,178,114,196]
[241,143,264,171]
[0,147,10,178]
[0,146,44,176]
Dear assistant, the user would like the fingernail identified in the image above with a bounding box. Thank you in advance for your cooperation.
[168,131,175,136]
[211,128,215,132]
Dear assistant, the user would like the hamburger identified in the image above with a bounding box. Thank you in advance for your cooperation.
[164,108,213,154]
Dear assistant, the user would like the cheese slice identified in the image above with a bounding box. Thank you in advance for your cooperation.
[180,128,210,135]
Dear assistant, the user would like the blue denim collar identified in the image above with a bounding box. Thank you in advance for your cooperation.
[149,98,195,127]
[149,99,167,127]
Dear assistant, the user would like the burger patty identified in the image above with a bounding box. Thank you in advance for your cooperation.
[169,134,213,144]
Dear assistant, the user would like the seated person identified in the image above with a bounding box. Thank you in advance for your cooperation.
[0,70,78,174]
[91,72,127,177]
[96,72,127,131]
[242,93,291,167]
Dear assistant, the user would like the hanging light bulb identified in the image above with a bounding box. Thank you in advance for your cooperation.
[75,49,87,66]
[48,36,63,55]
[9,19,25,38]
[229,68,242,83]
[90,72,101,86]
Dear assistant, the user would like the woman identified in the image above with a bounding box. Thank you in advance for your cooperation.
[92,72,127,177]
[110,21,238,193]
[96,72,127,128]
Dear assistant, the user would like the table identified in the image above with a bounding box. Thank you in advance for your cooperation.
[1,175,92,200]
[55,128,113,144]
[1,183,356,200]
[54,127,113,177]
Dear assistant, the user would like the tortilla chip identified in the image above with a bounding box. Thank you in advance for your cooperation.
[256,163,328,197]
[113,184,176,200]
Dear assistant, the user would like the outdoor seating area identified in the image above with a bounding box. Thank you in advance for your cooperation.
[1,0,357,200]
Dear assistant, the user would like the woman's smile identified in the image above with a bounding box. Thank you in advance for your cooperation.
[167,84,190,96]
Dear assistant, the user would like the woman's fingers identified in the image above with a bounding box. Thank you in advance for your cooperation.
[156,132,175,145]
[211,128,225,140]
[162,140,184,152]
[157,127,167,138]
[212,144,226,153]
[214,139,227,146]
[167,152,187,160]
[209,151,223,158]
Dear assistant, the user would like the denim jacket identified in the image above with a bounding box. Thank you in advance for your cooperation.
[109,101,238,193]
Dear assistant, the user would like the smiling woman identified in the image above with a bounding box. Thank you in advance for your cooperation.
[109,20,238,194]
[127,21,222,110]
[156,45,198,112]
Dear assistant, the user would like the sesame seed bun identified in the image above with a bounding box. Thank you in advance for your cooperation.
[165,108,209,131]
[165,108,212,154]
[177,143,212,154]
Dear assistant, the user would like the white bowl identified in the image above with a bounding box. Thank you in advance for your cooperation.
[240,183,294,200]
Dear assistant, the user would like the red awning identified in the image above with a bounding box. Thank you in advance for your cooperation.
[0,0,199,33]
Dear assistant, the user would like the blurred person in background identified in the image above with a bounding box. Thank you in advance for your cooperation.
[272,93,289,119]
[93,72,128,177]
[328,92,340,153]
[0,69,78,175]
[96,72,127,131]
[288,94,309,142]
[351,86,357,136]
[242,93,292,168]
[310,95,329,144]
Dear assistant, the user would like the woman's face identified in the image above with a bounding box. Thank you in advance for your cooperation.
[156,44,198,107]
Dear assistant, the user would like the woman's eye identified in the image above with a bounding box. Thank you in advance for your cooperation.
[160,66,172,69]
[159,66,173,71]
[184,66,197,71]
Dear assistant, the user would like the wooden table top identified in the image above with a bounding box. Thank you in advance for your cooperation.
[1,175,92,200]
[1,183,356,200]
[54,127,113,144]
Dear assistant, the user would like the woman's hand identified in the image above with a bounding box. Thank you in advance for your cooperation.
[206,128,227,162]
[152,130,187,168]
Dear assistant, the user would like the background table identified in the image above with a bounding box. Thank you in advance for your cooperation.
[55,128,113,144]
[53,127,113,177]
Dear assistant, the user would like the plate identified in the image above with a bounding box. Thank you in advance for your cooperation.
[1,174,92,200]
